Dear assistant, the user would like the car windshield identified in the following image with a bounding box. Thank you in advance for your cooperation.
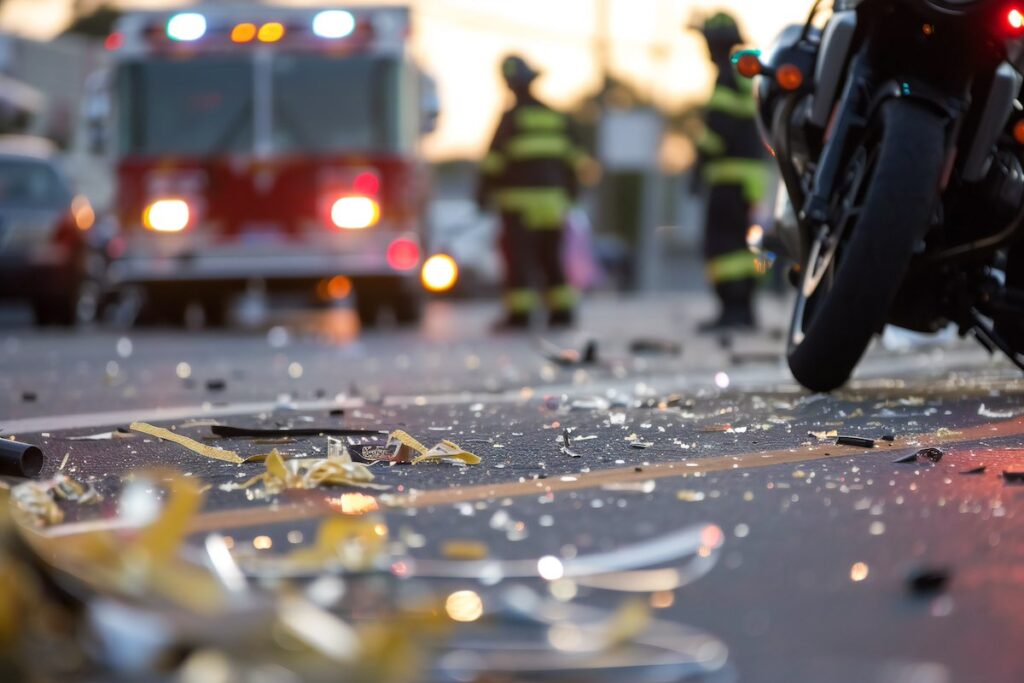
[118,55,398,156]
[0,160,67,208]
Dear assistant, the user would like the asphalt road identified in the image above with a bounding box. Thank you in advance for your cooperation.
[3,293,1024,683]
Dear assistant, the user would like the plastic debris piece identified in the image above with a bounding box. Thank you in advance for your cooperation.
[211,425,384,438]
[542,339,598,367]
[836,435,875,448]
[0,439,44,478]
[205,379,226,391]
[808,430,839,440]
[906,566,950,595]
[893,447,944,464]
[441,540,489,561]
[1002,470,1024,483]
[978,404,1014,419]
[880,434,896,442]
[630,338,682,356]
[414,440,482,466]
[222,450,383,498]
[130,422,244,464]
[960,465,986,475]
[676,490,706,502]
[10,474,102,527]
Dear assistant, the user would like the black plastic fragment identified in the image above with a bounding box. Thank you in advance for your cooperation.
[1002,470,1024,483]
[0,439,44,478]
[906,567,950,595]
[630,338,683,356]
[959,465,987,475]
[329,409,346,417]
[206,379,226,392]
[20,391,36,403]
[582,341,598,364]
[894,447,944,464]
[836,435,875,448]
[211,425,385,438]
[880,434,896,442]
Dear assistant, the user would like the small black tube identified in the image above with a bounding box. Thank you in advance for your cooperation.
[0,439,44,478]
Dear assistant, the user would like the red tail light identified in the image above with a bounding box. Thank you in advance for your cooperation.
[1008,8,1024,31]
[387,238,420,271]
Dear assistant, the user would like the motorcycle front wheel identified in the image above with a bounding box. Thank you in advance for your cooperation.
[787,98,947,392]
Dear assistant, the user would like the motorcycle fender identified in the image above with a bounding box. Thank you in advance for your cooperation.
[809,10,857,129]
[962,62,1022,183]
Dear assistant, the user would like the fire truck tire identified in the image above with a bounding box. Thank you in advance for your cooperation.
[201,296,230,328]
[136,290,188,327]
[354,277,422,328]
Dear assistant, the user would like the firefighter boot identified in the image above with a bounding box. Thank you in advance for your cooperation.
[698,281,756,333]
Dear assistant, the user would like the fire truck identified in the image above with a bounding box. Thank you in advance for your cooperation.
[86,5,438,326]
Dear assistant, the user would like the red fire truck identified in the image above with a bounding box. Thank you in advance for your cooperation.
[90,5,437,326]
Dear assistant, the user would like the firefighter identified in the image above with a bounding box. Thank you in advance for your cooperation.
[477,55,586,330]
[693,12,770,332]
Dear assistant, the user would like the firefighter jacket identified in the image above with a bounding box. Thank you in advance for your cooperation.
[477,94,586,230]
[697,67,769,204]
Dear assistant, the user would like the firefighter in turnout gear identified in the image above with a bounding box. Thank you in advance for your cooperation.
[477,55,586,330]
[693,12,770,332]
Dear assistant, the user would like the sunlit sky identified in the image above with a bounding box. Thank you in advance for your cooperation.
[0,0,810,159]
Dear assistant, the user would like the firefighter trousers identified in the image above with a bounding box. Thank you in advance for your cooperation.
[500,211,575,314]
[704,184,758,314]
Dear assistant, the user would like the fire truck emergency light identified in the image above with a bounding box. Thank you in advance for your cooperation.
[313,10,356,39]
[166,13,207,42]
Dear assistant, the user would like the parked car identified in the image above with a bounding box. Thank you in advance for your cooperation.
[0,136,109,325]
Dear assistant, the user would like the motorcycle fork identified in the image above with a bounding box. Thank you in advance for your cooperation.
[801,56,874,230]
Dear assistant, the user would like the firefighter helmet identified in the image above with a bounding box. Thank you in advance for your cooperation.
[700,11,744,50]
[501,55,539,91]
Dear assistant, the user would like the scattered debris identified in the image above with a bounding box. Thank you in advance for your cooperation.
[836,435,876,448]
[809,430,839,440]
[130,421,244,464]
[676,490,706,502]
[205,379,227,392]
[978,404,1015,419]
[629,338,682,356]
[440,540,489,561]
[880,434,896,442]
[385,430,482,465]
[893,447,944,464]
[20,391,37,403]
[0,438,44,478]
[221,450,383,498]
[960,465,987,475]
[906,566,950,595]
[560,428,581,458]
[542,339,599,367]
[211,425,385,438]
[1002,470,1024,484]
[10,474,102,527]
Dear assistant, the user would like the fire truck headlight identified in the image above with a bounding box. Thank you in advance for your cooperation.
[421,254,459,293]
[167,13,207,42]
[331,196,380,230]
[313,10,356,39]
[143,199,190,233]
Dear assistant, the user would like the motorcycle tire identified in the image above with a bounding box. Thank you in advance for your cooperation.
[788,99,946,392]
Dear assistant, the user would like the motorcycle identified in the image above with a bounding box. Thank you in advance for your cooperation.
[744,0,1024,391]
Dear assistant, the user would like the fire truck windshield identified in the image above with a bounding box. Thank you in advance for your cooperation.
[117,54,399,157]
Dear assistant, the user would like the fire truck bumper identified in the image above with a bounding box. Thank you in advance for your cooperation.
[108,235,420,288]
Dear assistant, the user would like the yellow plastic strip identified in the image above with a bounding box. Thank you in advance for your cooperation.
[130,422,244,464]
